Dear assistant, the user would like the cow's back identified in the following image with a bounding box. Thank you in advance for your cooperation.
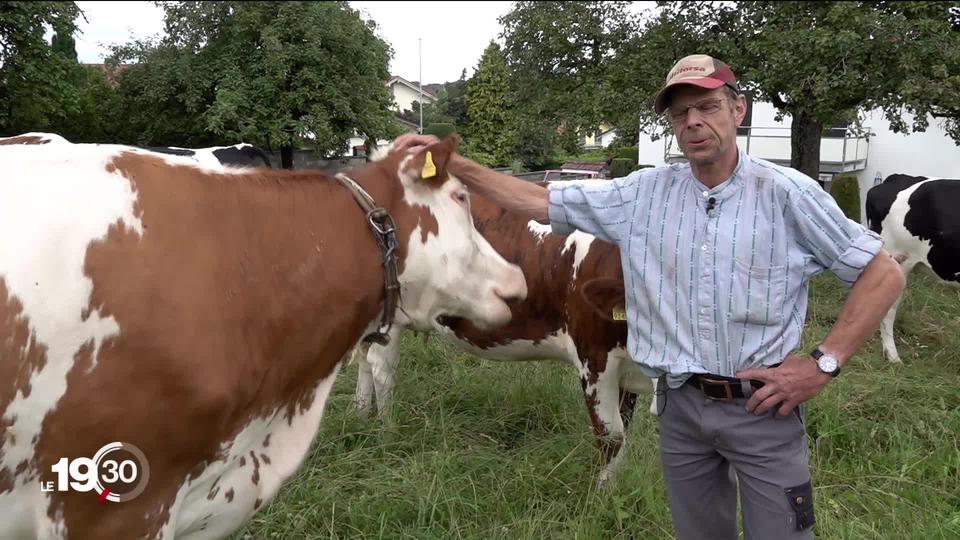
[866,174,928,233]
[899,178,960,283]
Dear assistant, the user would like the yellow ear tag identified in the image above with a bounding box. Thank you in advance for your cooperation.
[612,306,626,321]
[421,151,437,179]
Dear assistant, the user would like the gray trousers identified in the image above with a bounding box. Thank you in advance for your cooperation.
[658,382,816,540]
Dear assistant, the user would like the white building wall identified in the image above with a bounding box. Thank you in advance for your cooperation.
[390,83,434,113]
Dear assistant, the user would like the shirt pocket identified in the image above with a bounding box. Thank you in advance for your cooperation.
[731,257,787,327]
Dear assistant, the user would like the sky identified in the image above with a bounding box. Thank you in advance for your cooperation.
[71,1,658,84]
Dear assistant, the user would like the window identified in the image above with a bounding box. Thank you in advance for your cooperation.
[823,120,849,139]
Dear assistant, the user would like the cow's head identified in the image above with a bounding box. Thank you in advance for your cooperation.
[581,277,628,324]
[360,135,527,332]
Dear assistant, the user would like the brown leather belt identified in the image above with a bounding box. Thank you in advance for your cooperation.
[686,373,765,401]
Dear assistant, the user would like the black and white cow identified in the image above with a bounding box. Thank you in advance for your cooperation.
[865,173,960,362]
[142,143,273,168]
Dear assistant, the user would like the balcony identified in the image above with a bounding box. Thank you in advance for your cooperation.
[664,126,872,181]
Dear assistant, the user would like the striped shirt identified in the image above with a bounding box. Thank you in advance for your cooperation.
[548,148,883,389]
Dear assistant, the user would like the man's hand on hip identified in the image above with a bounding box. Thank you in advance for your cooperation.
[736,354,833,417]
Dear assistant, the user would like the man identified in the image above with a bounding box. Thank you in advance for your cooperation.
[393,54,905,539]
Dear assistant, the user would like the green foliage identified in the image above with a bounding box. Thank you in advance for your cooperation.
[424,122,456,139]
[465,42,515,167]
[631,2,960,177]
[109,1,400,156]
[608,145,639,162]
[609,158,634,178]
[437,70,470,131]
[0,1,81,135]
[554,147,609,164]
[499,2,641,141]
[830,174,861,223]
[512,118,556,170]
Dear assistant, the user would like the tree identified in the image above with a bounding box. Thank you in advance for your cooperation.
[111,1,401,167]
[108,37,223,147]
[465,42,515,167]
[499,1,640,142]
[631,1,960,180]
[434,69,469,131]
[465,43,511,165]
[0,2,82,134]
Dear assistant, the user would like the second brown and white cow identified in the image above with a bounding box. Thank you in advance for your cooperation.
[0,136,526,538]
[0,132,71,145]
[354,181,655,488]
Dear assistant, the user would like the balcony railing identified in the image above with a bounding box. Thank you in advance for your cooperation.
[664,126,872,177]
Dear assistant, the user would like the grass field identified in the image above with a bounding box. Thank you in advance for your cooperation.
[234,272,960,539]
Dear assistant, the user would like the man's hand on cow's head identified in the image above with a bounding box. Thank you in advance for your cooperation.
[393,133,440,155]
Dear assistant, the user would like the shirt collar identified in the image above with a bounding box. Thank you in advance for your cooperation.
[689,147,749,203]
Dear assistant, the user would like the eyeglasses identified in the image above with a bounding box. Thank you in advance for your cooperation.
[666,97,725,125]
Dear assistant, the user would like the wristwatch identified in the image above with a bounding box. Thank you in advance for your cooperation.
[810,347,841,377]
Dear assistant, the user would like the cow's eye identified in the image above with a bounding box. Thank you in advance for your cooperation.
[453,191,468,204]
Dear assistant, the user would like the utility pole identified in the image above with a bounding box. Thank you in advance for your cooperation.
[418,37,423,134]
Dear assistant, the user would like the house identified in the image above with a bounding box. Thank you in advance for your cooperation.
[582,124,619,149]
[637,97,960,225]
[345,76,440,156]
[385,75,437,114]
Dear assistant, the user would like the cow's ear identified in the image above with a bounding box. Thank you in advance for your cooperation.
[405,134,459,183]
[580,278,627,324]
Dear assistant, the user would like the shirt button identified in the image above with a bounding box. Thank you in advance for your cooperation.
[702,191,709,197]
[701,245,708,251]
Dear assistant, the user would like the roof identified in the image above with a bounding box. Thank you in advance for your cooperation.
[394,117,420,133]
[81,63,135,88]
[561,161,610,173]
[385,75,437,101]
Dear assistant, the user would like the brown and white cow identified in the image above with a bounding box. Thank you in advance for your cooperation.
[0,137,526,538]
[0,132,71,145]
[353,182,655,488]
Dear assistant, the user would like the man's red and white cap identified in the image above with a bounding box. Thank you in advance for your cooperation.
[653,54,740,114]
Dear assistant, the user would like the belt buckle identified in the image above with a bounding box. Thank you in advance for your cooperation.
[700,377,735,401]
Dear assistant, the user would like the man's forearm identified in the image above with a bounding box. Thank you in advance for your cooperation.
[820,249,906,364]
[449,155,550,222]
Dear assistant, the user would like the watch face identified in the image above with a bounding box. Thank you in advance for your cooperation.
[818,355,838,373]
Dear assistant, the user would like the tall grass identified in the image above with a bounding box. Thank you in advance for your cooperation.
[235,272,960,539]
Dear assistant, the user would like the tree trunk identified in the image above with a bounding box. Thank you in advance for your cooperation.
[281,144,294,169]
[790,111,824,187]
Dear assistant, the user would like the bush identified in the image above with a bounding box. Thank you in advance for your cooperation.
[610,158,634,178]
[424,123,457,139]
[830,174,861,222]
[608,146,639,162]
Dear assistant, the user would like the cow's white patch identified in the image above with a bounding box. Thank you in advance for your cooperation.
[562,232,595,279]
[158,365,341,540]
[0,144,144,538]
[527,220,552,242]
[395,166,525,333]
[526,220,596,279]
[369,143,395,163]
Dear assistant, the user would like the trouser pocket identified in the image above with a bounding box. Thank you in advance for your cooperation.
[785,480,815,531]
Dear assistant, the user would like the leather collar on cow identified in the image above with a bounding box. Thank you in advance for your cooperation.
[334,173,401,345]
